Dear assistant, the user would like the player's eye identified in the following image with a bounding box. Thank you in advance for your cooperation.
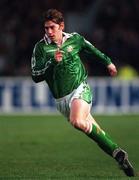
[45,26,55,31]
[45,27,48,30]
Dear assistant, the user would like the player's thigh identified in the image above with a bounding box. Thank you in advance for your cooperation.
[70,98,90,121]
[56,98,70,118]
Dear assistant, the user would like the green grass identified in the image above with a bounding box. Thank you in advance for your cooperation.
[0,115,139,179]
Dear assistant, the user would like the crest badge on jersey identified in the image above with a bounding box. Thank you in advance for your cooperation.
[67,45,73,52]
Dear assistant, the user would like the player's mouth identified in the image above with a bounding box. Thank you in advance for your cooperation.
[49,35,55,40]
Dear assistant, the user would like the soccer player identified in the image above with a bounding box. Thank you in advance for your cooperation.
[31,9,135,177]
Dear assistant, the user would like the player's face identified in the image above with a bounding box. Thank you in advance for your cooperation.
[44,20,64,43]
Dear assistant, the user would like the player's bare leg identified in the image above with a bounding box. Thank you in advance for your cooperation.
[70,98,119,155]
[70,98,92,133]
[70,98,135,176]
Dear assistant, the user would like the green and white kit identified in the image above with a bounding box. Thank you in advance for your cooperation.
[31,31,136,176]
[56,81,92,118]
[31,32,112,99]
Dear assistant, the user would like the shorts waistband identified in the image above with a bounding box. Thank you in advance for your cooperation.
[55,90,75,102]
[55,81,87,102]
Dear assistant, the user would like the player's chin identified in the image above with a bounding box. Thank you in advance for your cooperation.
[49,36,55,41]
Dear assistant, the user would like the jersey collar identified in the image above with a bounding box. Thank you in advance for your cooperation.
[44,32,72,45]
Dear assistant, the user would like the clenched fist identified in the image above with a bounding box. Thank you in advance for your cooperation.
[55,49,63,62]
[107,63,117,77]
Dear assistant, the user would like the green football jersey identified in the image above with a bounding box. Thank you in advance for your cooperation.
[31,32,112,98]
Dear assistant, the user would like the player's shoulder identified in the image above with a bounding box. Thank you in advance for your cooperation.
[64,32,83,43]
[33,38,45,50]
[36,38,45,46]
[70,32,82,38]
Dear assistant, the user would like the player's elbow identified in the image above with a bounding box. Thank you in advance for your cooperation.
[32,75,44,83]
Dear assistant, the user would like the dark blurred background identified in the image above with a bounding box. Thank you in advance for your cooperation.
[0,0,139,77]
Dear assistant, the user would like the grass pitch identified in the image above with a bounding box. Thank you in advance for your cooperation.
[0,114,139,179]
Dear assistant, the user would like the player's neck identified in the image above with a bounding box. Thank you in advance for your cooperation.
[55,32,63,47]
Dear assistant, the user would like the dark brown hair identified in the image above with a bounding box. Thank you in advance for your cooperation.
[43,9,64,24]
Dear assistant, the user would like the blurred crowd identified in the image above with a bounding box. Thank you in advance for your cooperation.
[90,0,139,76]
[0,0,139,77]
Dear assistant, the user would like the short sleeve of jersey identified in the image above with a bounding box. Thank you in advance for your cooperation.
[31,42,46,77]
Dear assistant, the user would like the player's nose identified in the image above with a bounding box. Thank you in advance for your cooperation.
[47,28,53,34]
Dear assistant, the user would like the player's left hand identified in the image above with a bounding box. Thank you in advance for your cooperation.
[107,63,117,77]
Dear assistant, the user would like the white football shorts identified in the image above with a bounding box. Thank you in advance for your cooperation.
[55,81,92,118]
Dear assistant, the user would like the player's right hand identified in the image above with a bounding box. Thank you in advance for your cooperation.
[54,50,63,62]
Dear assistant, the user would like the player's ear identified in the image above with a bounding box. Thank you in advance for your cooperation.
[60,22,64,31]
